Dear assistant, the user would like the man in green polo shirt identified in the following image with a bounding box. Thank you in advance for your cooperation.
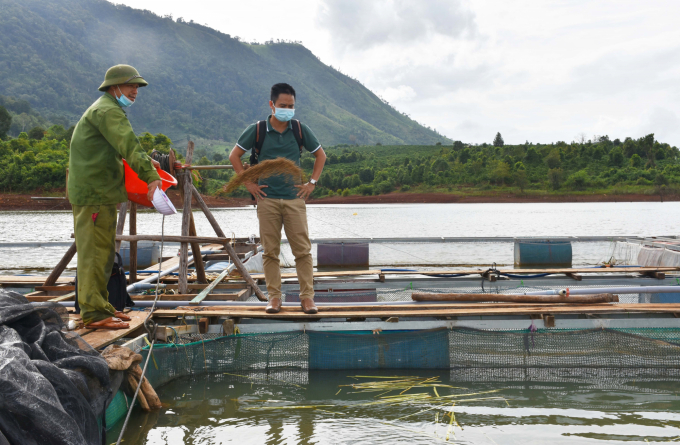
[229,83,326,314]
[69,64,161,329]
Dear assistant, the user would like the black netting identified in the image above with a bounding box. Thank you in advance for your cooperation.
[0,290,114,445]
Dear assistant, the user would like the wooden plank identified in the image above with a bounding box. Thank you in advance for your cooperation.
[250,269,382,280]
[411,292,618,303]
[48,291,76,302]
[165,302,632,312]
[114,201,128,253]
[79,310,149,350]
[566,273,582,281]
[151,303,680,320]
[156,283,246,290]
[35,285,75,292]
[0,276,70,285]
[190,268,231,305]
[132,293,242,301]
[43,242,77,286]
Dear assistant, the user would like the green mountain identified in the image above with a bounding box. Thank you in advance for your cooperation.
[0,0,449,146]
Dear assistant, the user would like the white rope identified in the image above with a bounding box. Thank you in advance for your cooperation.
[115,214,165,444]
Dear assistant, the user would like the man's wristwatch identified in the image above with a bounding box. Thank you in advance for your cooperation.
[309,178,317,185]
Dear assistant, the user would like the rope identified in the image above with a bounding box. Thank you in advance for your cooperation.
[115,215,166,445]
[150,150,172,173]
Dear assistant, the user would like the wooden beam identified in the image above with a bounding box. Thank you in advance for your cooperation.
[48,291,76,302]
[116,234,231,244]
[43,242,77,286]
[114,201,128,253]
[179,141,196,295]
[129,202,138,283]
[566,273,582,281]
[190,268,231,305]
[132,293,243,301]
[151,303,680,320]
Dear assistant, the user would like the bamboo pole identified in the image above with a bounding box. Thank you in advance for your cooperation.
[411,292,619,304]
[181,165,234,170]
[129,202,137,284]
[114,201,128,253]
[43,242,77,286]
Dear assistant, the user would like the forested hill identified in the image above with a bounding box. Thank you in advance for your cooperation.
[0,0,448,146]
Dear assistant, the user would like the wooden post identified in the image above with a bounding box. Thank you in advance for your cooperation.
[178,173,207,284]
[115,201,128,253]
[43,242,77,286]
[129,202,137,284]
[179,141,195,295]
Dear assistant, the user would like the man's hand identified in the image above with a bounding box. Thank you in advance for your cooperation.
[147,180,162,202]
[150,158,160,169]
[295,182,316,200]
[245,181,268,201]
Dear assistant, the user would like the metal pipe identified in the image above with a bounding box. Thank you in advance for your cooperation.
[524,286,680,295]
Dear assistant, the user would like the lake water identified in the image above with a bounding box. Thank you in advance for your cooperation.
[1,202,677,273]
[107,370,680,444]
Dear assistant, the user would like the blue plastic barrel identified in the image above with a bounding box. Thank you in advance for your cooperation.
[514,239,572,268]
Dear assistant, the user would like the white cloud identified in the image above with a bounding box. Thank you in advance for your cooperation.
[317,0,476,50]
[379,85,417,103]
[115,0,680,146]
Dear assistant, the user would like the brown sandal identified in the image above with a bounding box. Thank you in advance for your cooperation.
[84,317,130,330]
[114,311,132,321]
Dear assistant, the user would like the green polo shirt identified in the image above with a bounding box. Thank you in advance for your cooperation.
[68,93,160,206]
[236,116,321,199]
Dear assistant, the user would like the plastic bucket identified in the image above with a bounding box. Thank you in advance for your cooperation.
[124,159,177,207]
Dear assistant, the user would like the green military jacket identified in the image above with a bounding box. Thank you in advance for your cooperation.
[68,93,160,205]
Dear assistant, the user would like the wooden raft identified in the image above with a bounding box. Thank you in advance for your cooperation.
[150,303,680,320]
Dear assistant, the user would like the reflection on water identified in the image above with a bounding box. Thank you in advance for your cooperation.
[108,369,680,444]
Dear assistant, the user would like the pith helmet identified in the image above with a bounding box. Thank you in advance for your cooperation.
[98,64,148,92]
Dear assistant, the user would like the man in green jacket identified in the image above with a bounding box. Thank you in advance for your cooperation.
[69,64,161,329]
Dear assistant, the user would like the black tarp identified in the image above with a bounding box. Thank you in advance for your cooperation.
[0,290,113,445]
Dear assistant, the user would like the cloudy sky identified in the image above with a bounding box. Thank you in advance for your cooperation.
[117,0,680,146]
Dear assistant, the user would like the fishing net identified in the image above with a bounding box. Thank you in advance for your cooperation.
[0,290,115,445]
[138,327,680,390]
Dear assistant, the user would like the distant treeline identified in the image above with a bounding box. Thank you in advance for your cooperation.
[1,118,678,199]
[299,135,680,197]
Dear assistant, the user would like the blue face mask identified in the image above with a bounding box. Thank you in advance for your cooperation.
[116,86,134,108]
[273,107,295,122]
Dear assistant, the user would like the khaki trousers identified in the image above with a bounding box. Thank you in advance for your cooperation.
[257,198,314,301]
[72,204,118,324]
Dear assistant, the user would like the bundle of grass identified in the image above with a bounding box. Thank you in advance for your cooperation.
[222,158,304,194]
